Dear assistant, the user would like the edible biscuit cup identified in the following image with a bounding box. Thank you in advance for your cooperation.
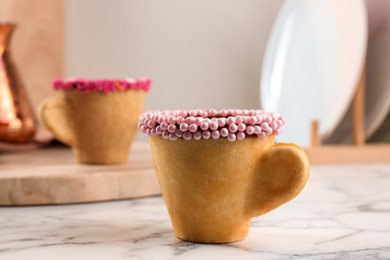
[139,109,310,243]
[40,78,151,164]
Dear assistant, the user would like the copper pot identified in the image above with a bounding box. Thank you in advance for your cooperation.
[0,22,35,143]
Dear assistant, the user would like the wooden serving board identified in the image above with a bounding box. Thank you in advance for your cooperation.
[0,143,161,205]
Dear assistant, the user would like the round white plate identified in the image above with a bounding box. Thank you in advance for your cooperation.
[260,0,367,147]
[365,1,390,140]
[325,0,390,144]
[366,21,390,141]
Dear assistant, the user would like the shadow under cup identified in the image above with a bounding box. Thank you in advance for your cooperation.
[40,90,145,164]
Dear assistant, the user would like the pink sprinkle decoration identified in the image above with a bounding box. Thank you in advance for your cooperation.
[265,127,273,136]
[189,110,197,117]
[177,116,185,125]
[202,130,211,139]
[138,109,285,142]
[193,131,202,140]
[183,132,192,140]
[210,121,218,131]
[235,116,244,124]
[209,109,218,116]
[178,111,188,117]
[220,128,229,137]
[237,132,245,140]
[180,123,189,132]
[211,130,220,139]
[217,118,226,127]
[227,116,235,125]
[246,125,255,135]
[156,126,163,134]
[254,125,262,135]
[200,111,208,117]
[238,123,246,132]
[167,116,177,125]
[175,129,183,137]
[162,131,170,139]
[227,133,236,142]
[195,117,204,126]
[270,121,278,130]
[53,78,151,94]
[157,116,165,124]
[264,115,272,124]
[167,124,177,133]
[185,116,196,124]
[169,133,177,141]
[260,122,269,131]
[147,121,156,128]
[160,122,168,131]
[200,122,209,131]
[219,109,228,117]
[248,116,257,125]
[141,125,148,133]
[189,124,198,133]
[228,124,238,133]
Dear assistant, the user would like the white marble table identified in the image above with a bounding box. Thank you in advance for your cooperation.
[1,164,390,260]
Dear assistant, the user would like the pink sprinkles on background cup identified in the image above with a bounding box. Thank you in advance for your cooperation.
[52,78,152,94]
[138,109,285,142]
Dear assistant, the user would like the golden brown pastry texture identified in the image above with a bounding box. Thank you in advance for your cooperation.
[150,136,310,243]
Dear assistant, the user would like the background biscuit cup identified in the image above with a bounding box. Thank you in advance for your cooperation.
[142,110,310,243]
[39,79,149,164]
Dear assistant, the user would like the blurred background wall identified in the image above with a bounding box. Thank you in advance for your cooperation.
[66,0,283,111]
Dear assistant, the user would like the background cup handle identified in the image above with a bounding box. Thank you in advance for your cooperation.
[39,95,76,147]
[247,143,310,217]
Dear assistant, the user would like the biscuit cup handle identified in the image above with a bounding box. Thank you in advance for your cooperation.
[39,95,77,147]
[247,143,310,217]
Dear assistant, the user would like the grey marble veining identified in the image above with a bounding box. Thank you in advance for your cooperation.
[1,164,390,260]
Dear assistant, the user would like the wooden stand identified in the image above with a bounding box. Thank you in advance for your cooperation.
[0,142,160,205]
[306,69,390,164]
